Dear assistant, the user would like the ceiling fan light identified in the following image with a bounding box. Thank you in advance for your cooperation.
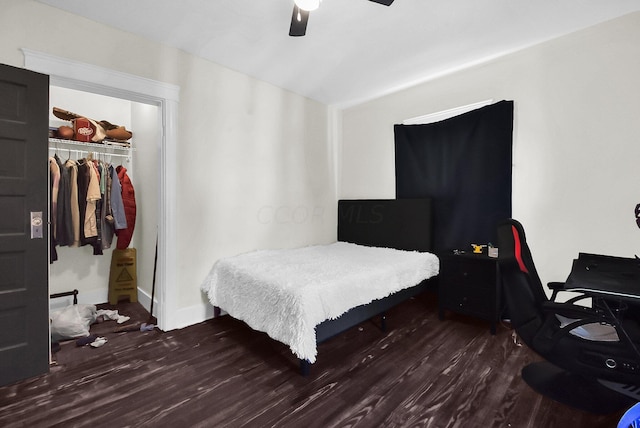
[294,0,320,12]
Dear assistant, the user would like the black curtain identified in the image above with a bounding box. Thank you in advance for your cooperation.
[395,100,513,252]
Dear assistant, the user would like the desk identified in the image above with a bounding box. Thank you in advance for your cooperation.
[564,253,640,301]
[538,252,640,412]
[564,253,640,357]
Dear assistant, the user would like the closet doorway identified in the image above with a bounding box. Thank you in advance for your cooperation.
[24,50,179,332]
[48,87,159,315]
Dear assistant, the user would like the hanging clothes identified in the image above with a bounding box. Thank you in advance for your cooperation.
[110,165,127,231]
[49,157,60,263]
[76,160,90,247]
[101,162,114,249]
[115,165,136,250]
[86,159,103,255]
[84,159,100,240]
[48,152,131,262]
[103,163,128,249]
[55,154,73,247]
[92,160,103,254]
[65,159,81,247]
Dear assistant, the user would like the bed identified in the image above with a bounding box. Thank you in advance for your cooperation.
[200,199,439,374]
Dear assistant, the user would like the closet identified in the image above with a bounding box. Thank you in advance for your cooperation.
[48,86,160,314]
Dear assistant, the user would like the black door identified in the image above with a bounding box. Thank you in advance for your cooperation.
[0,63,49,386]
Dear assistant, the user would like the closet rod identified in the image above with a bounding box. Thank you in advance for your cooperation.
[48,147,131,159]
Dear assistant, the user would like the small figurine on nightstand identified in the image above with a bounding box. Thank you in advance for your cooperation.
[471,244,486,254]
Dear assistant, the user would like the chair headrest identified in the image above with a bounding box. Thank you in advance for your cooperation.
[512,225,529,274]
[497,219,530,274]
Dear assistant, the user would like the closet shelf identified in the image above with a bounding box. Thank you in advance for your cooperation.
[48,138,135,152]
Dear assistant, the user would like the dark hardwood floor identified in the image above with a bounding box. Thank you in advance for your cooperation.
[0,293,626,427]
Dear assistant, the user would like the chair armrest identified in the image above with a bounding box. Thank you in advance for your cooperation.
[547,282,564,290]
[548,282,565,301]
[547,281,592,304]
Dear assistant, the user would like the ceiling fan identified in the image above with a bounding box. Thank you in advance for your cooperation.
[289,0,395,37]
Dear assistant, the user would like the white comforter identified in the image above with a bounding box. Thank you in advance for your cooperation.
[200,241,439,363]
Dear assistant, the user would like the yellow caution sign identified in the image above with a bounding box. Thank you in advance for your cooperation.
[108,248,138,304]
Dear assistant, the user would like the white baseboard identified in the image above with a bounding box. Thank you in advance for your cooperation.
[170,302,215,330]
[136,287,154,314]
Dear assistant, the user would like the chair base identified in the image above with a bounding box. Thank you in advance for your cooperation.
[521,361,636,415]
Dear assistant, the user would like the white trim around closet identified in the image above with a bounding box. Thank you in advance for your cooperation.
[23,48,180,332]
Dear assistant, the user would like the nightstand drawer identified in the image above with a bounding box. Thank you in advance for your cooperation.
[441,259,494,285]
[441,281,492,302]
[442,293,495,319]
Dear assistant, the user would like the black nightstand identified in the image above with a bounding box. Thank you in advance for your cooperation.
[438,252,503,334]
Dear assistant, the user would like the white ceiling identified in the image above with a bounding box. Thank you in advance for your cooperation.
[37,0,640,107]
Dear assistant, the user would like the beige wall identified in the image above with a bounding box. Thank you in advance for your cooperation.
[340,12,640,287]
[1,0,336,319]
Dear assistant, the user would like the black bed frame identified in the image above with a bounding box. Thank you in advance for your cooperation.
[213,198,435,376]
[298,198,435,375]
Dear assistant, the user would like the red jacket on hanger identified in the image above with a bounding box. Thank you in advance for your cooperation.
[115,166,136,250]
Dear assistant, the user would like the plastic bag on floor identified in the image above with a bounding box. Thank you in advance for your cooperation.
[50,304,97,342]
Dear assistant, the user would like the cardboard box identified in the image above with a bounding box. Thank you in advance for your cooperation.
[73,118,95,142]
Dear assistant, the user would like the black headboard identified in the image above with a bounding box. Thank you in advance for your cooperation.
[337,199,433,252]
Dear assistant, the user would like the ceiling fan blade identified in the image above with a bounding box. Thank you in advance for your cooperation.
[368,0,394,5]
[289,5,309,37]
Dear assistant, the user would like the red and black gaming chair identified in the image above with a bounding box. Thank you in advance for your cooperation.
[496,219,640,414]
